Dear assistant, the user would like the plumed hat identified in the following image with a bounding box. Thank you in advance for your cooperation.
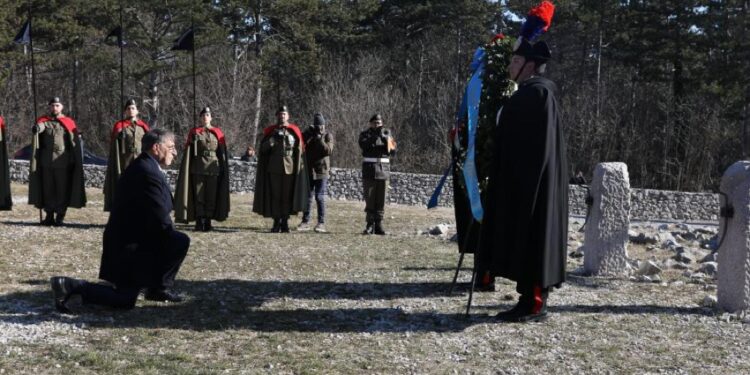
[513,1,555,64]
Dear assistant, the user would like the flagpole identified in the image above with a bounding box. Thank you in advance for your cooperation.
[119,0,124,107]
[191,23,196,126]
[28,1,37,121]
[26,0,40,223]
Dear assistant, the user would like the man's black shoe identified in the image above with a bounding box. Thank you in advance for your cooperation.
[50,276,78,313]
[42,212,55,226]
[204,219,213,232]
[144,289,183,303]
[495,298,548,323]
[194,218,204,231]
[53,212,65,226]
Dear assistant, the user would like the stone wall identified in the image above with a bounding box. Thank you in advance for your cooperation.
[9,159,719,222]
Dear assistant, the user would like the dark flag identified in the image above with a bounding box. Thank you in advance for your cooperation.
[13,20,31,45]
[105,26,126,46]
[172,27,194,51]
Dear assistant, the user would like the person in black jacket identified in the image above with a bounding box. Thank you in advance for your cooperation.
[50,129,191,312]
[358,114,396,235]
[478,40,568,323]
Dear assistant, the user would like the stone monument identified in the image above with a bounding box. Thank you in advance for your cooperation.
[717,161,750,313]
[583,162,632,275]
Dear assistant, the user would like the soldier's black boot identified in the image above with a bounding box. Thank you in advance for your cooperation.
[42,211,55,226]
[271,219,281,233]
[280,217,290,233]
[50,276,83,313]
[362,221,374,235]
[373,220,386,235]
[495,285,549,323]
[194,218,204,231]
[204,219,213,232]
[54,211,66,226]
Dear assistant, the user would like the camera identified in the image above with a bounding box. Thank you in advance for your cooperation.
[380,128,391,137]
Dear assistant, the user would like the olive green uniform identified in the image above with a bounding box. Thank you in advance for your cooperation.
[104,120,148,211]
[28,116,86,219]
[358,126,396,225]
[190,129,221,218]
[261,126,296,218]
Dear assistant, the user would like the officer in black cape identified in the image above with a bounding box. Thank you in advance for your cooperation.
[477,39,569,323]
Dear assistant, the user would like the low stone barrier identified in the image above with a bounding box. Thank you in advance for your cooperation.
[8,159,720,222]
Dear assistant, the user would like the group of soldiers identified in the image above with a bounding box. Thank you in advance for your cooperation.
[0,99,397,234]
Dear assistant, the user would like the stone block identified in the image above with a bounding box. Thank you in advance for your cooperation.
[717,161,750,313]
[583,162,632,276]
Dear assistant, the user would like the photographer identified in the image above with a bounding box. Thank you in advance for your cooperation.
[298,113,334,233]
[358,114,396,235]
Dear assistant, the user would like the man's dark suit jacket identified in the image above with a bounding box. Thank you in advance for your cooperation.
[98,152,176,288]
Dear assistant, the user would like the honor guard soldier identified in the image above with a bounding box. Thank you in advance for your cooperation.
[478,36,568,322]
[175,107,230,231]
[103,99,150,211]
[253,105,308,232]
[358,114,396,235]
[29,97,86,226]
[0,116,11,210]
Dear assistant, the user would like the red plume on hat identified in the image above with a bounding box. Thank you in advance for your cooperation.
[519,1,555,43]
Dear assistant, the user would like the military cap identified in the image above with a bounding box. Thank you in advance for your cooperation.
[513,40,552,65]
[123,99,137,109]
[200,106,211,115]
[313,113,326,126]
[369,114,382,122]
[277,105,289,114]
[48,97,62,105]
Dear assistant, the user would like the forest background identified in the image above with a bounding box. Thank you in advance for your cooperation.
[0,0,747,192]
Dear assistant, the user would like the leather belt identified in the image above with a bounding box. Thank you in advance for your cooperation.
[202,150,216,156]
[363,157,389,163]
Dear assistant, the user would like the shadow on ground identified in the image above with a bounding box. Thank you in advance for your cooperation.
[0,278,717,333]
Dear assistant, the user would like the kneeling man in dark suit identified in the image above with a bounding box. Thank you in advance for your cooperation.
[50,128,191,312]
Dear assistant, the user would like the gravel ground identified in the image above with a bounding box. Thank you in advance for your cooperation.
[0,183,748,374]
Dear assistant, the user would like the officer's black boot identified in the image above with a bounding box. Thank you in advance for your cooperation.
[280,217,290,233]
[373,220,386,235]
[54,211,66,226]
[42,211,55,226]
[495,285,549,323]
[204,219,213,232]
[362,221,373,235]
[271,219,281,233]
[195,218,204,231]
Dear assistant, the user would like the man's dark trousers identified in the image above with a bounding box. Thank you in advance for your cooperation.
[77,230,190,309]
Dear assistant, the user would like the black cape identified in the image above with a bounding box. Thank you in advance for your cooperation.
[478,77,568,288]
[0,121,11,210]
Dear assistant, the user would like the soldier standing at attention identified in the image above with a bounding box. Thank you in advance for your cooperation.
[253,106,308,233]
[103,99,150,211]
[175,107,230,231]
[0,115,11,210]
[29,97,86,226]
[358,114,396,235]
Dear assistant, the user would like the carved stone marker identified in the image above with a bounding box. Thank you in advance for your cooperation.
[717,161,750,313]
[583,162,632,275]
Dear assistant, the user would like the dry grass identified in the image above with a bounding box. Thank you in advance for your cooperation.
[0,183,748,374]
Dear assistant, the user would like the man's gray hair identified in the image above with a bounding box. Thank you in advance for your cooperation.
[141,128,174,152]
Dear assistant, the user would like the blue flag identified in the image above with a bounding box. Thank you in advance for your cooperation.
[13,20,31,45]
[462,47,486,222]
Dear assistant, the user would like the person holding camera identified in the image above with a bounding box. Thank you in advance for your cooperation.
[253,106,309,232]
[297,113,334,233]
[358,113,396,235]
